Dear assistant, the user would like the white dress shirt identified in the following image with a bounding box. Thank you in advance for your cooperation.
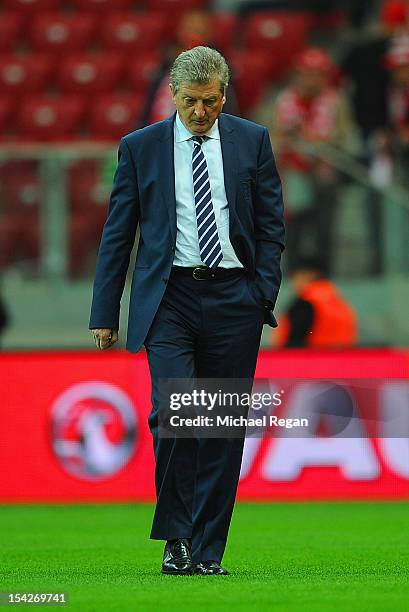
[172,112,243,268]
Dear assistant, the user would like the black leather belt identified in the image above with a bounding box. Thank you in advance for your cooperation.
[171,266,245,281]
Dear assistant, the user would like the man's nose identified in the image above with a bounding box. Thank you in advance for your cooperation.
[194,102,206,118]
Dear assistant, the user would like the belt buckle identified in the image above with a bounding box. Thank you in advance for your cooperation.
[192,266,208,281]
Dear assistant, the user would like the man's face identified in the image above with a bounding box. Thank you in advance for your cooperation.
[170,79,226,135]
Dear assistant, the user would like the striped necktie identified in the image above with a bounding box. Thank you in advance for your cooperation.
[192,136,223,268]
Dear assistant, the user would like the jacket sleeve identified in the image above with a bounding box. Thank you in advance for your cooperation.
[89,137,140,330]
[253,127,285,308]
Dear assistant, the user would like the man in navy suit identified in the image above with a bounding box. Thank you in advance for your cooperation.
[90,46,284,575]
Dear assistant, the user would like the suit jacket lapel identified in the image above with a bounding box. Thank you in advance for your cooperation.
[159,113,177,242]
[219,114,237,225]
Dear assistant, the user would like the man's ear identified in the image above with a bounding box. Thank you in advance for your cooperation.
[222,88,226,105]
[169,83,176,103]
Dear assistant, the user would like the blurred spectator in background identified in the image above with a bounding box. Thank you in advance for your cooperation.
[342,0,409,143]
[265,48,354,273]
[217,0,370,25]
[341,1,409,275]
[385,34,409,182]
[214,0,376,28]
[139,10,239,126]
[273,258,358,348]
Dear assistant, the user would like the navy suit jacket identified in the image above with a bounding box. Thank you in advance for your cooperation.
[89,112,285,353]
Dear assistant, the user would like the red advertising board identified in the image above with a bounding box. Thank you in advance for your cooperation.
[0,349,408,502]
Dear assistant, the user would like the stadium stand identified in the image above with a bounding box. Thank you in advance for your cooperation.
[3,0,399,290]
[0,1,329,140]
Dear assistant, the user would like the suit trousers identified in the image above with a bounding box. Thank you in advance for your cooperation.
[143,267,265,563]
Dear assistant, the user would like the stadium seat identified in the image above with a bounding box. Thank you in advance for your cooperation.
[0,161,41,270]
[71,0,133,10]
[68,160,108,211]
[67,159,108,277]
[4,0,60,11]
[16,95,86,141]
[242,11,313,71]
[57,53,124,94]
[229,50,272,113]
[0,13,24,52]
[100,13,167,52]
[126,51,161,94]
[0,55,54,95]
[0,161,41,212]
[29,13,97,53]
[88,94,144,140]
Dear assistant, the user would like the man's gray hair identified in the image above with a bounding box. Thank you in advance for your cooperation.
[170,46,230,94]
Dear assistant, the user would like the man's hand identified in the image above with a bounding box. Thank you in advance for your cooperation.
[91,328,118,350]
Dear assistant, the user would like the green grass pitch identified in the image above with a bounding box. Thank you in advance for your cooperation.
[0,502,408,611]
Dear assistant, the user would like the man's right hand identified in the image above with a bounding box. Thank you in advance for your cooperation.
[91,328,118,350]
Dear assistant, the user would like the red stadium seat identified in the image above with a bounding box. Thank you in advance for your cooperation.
[126,51,161,94]
[0,161,41,212]
[212,13,238,54]
[89,94,143,140]
[29,13,97,53]
[100,13,167,52]
[0,161,41,270]
[16,95,86,141]
[0,95,13,137]
[0,13,24,52]
[0,210,40,269]
[57,53,124,94]
[68,160,108,211]
[71,0,133,10]
[0,55,54,95]
[4,0,60,11]
[67,159,108,277]
[229,50,272,113]
[242,11,313,71]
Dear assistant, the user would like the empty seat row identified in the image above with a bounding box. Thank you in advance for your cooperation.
[0,44,294,142]
[0,94,144,141]
[0,52,160,94]
[0,10,312,56]
[0,49,277,97]
[1,13,171,52]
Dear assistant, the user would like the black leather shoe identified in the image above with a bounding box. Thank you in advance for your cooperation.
[195,561,229,575]
[162,538,193,575]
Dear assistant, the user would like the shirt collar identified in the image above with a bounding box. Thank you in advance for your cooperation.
[175,112,220,142]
